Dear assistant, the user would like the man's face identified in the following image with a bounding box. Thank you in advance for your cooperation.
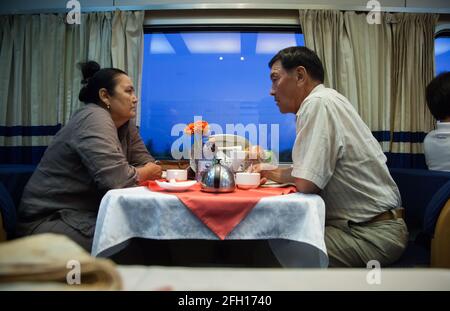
[269,60,301,114]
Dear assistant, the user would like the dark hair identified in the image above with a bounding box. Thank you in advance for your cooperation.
[78,61,127,104]
[268,46,325,83]
[426,71,450,121]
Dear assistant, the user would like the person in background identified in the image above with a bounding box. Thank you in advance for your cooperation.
[424,71,450,172]
[16,61,161,251]
[256,46,408,267]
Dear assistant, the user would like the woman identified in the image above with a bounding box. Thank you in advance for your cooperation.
[16,61,161,251]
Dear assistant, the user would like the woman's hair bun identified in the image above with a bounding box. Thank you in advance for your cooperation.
[78,60,127,104]
[78,86,91,103]
[79,61,101,84]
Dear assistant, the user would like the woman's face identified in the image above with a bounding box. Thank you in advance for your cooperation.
[106,74,138,125]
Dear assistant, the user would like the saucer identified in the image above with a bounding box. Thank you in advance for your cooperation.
[155,180,197,192]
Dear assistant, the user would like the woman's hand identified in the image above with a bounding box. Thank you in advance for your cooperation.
[137,162,162,181]
[145,162,163,180]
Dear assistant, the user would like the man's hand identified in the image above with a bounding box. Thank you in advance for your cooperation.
[250,163,320,194]
[248,163,266,185]
[250,164,294,184]
[250,164,291,185]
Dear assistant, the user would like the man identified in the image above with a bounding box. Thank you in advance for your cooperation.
[424,71,450,172]
[260,46,408,267]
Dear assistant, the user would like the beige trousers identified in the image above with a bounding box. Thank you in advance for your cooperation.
[325,218,409,267]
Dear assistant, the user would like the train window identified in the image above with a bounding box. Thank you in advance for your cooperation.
[140,29,304,161]
[435,32,450,75]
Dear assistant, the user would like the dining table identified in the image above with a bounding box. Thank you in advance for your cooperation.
[91,181,328,268]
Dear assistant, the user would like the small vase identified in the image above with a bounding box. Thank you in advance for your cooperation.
[189,134,204,174]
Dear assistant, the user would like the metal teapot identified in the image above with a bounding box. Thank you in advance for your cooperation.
[201,158,236,193]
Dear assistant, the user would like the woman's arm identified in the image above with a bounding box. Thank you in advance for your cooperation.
[128,123,162,181]
[128,122,155,166]
[74,112,163,190]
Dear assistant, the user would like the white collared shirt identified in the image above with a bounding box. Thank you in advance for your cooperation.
[424,121,450,172]
[291,84,401,223]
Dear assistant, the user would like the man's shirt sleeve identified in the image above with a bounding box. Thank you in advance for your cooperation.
[291,98,344,189]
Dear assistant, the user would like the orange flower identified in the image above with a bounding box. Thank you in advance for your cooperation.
[184,120,209,136]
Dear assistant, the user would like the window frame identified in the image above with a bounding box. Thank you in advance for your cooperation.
[140,26,304,162]
[143,24,302,34]
[434,24,450,76]
[435,23,450,38]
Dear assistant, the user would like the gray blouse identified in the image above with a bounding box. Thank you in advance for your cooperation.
[17,103,154,237]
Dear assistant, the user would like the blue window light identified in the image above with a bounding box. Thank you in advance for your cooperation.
[140,31,305,162]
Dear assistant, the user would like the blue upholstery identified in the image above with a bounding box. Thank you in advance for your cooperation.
[0,182,16,238]
[389,242,430,267]
[0,164,36,208]
[389,168,450,267]
[389,168,450,234]
[0,164,36,239]
[423,181,450,237]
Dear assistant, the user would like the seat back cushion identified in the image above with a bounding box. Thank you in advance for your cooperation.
[389,168,450,231]
[0,182,16,237]
[423,181,450,237]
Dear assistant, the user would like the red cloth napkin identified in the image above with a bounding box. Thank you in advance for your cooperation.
[141,180,297,239]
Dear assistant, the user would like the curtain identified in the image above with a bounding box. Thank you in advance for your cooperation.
[111,11,145,125]
[390,14,438,167]
[299,11,350,97]
[299,10,438,168]
[0,11,145,164]
[0,14,65,154]
[63,12,113,123]
[299,10,392,151]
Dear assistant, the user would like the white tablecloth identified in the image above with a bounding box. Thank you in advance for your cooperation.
[92,186,328,267]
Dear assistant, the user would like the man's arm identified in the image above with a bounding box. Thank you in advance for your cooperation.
[293,177,320,194]
[261,167,294,184]
[260,167,320,194]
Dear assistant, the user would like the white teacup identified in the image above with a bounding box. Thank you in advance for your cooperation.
[166,169,187,182]
[235,172,260,189]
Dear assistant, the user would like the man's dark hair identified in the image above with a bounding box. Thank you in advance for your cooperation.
[425,71,450,120]
[268,46,325,83]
